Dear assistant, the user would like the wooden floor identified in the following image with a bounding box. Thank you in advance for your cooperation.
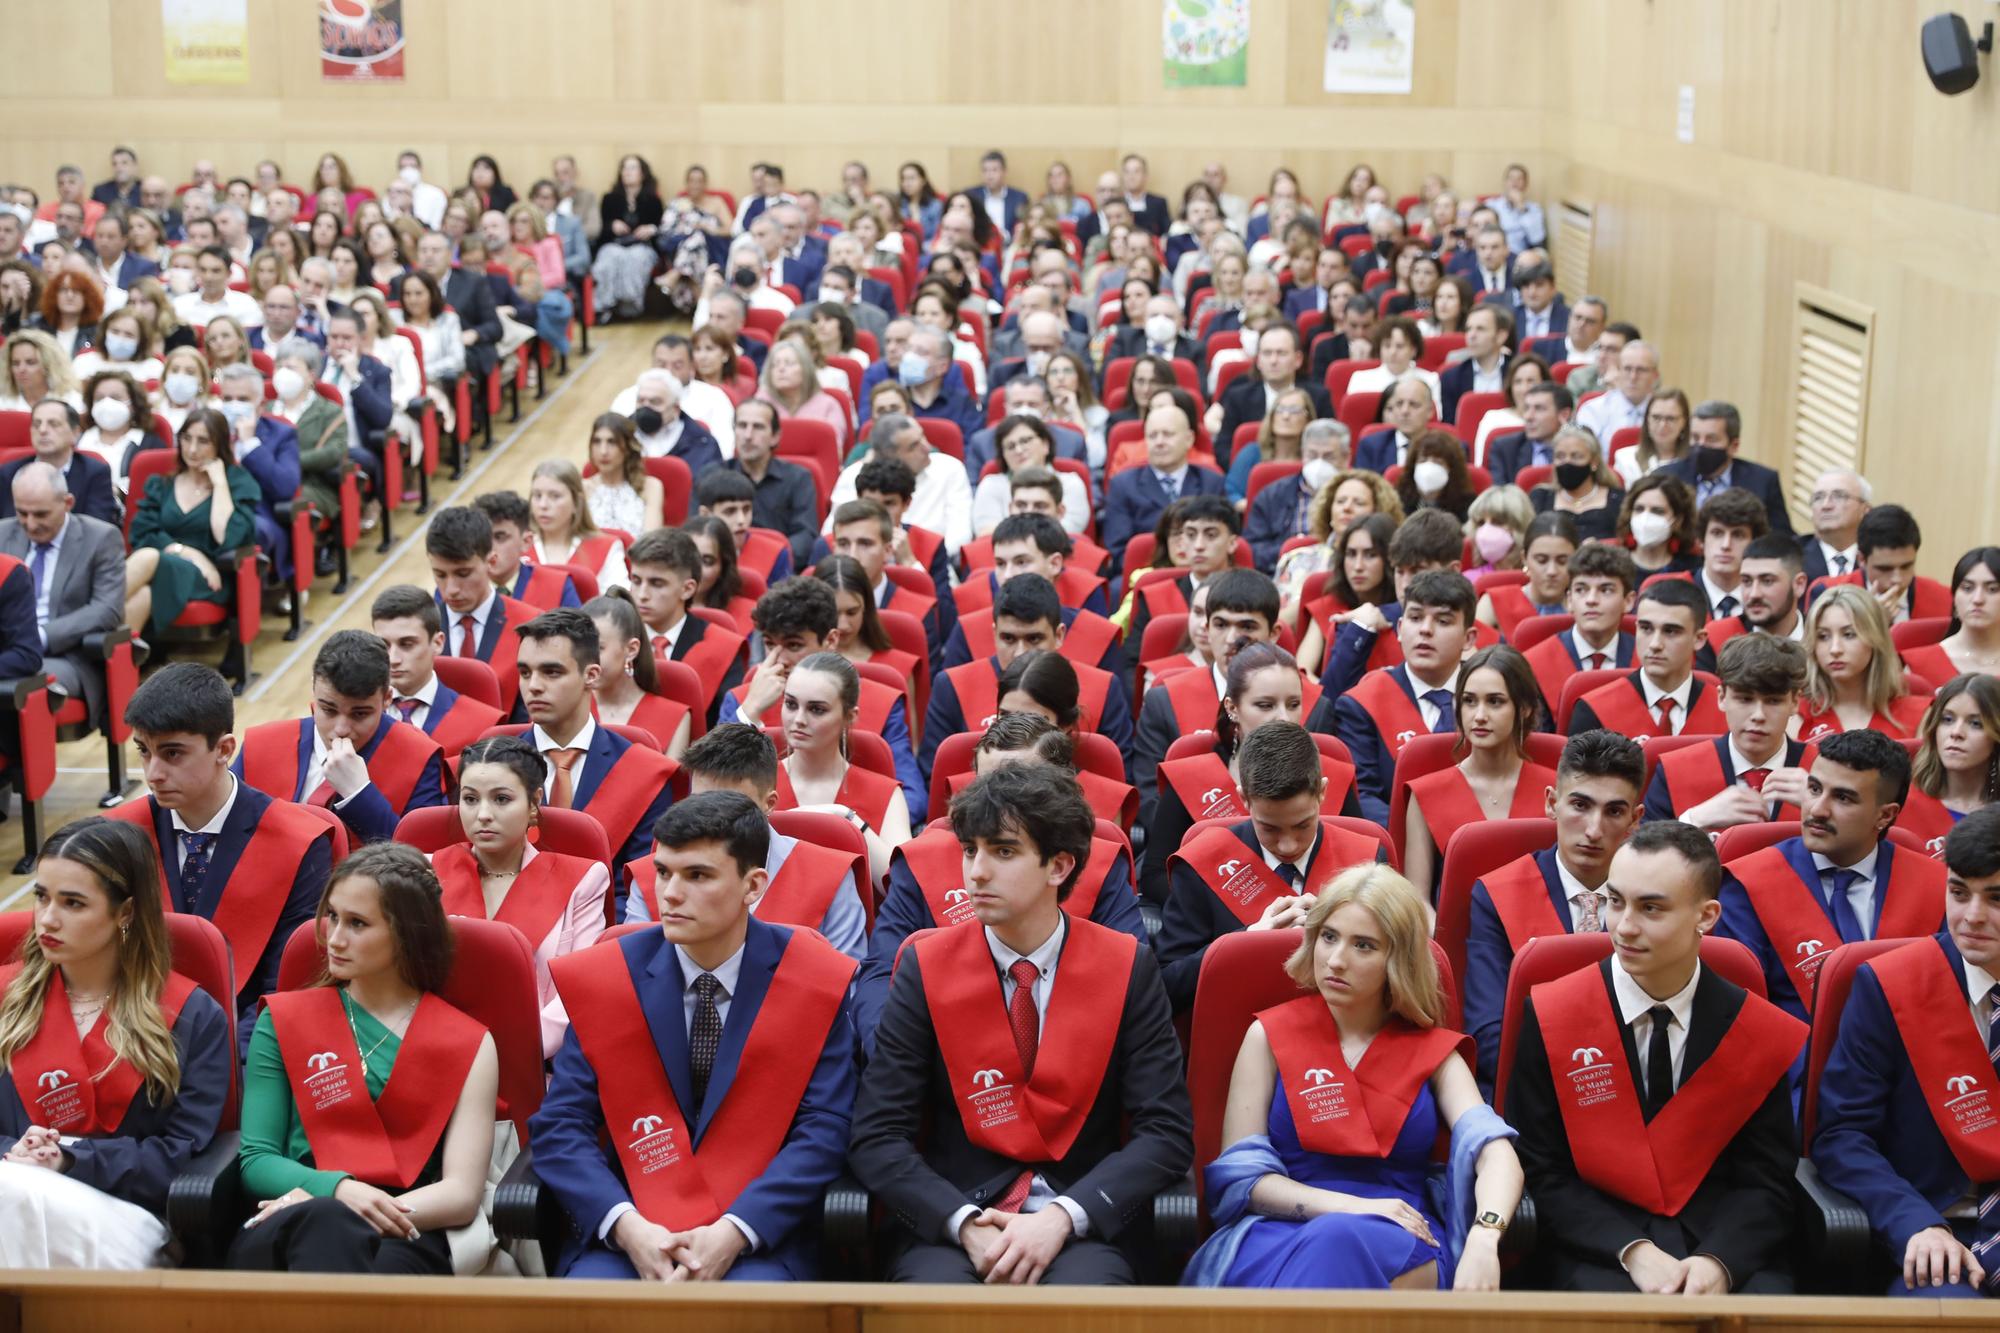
[0,323,657,907]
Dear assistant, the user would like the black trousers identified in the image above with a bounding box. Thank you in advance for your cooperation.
[1555,1254,1792,1295]
[887,1236,1134,1284]
[226,1195,451,1275]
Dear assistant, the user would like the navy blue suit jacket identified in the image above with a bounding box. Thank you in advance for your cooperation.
[1351,427,1403,477]
[1328,664,1434,827]
[1510,298,1569,343]
[239,417,302,517]
[0,454,117,528]
[573,723,679,870]
[510,563,582,607]
[661,412,724,479]
[1438,357,1504,428]
[341,353,395,437]
[233,716,447,846]
[1484,429,1554,487]
[530,920,858,1275]
[108,253,161,287]
[1464,848,1570,1093]
[859,276,899,315]
[1660,456,1795,537]
[1243,475,1313,571]
[0,560,39,684]
[1101,464,1227,567]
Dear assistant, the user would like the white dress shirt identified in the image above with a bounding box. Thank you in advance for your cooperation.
[304,725,366,810]
[1574,390,1646,445]
[1809,845,1880,939]
[449,587,499,659]
[1700,572,1742,620]
[169,773,240,869]
[1408,669,1455,732]
[823,452,974,555]
[1260,831,1318,887]
[1566,627,1620,672]
[1637,672,1695,734]
[531,716,599,803]
[1612,960,1702,1094]
[395,672,442,731]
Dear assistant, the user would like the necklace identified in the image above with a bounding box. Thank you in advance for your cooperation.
[343,990,419,1064]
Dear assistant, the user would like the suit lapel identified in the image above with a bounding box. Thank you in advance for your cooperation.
[698,919,779,1136]
[424,684,461,736]
[291,718,315,801]
[671,614,708,660]
[150,798,189,912]
[1676,966,1743,1086]
[194,786,264,918]
[478,598,509,658]
[570,727,621,808]
[637,935,698,1121]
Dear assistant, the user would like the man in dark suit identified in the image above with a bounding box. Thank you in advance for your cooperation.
[1797,465,1869,584]
[1211,324,1333,470]
[427,505,543,720]
[1243,422,1345,571]
[1308,294,1379,385]
[1810,808,2000,1298]
[967,151,1029,238]
[1281,246,1354,323]
[1484,382,1573,487]
[1104,293,1199,368]
[1439,304,1514,427]
[989,293,1089,366]
[1509,262,1568,344]
[368,585,503,759]
[1661,400,1794,537]
[90,146,142,210]
[848,763,1193,1284]
[768,203,826,295]
[1350,378,1437,476]
[215,365,302,579]
[1527,295,1607,369]
[1459,226,1516,298]
[417,231,501,378]
[0,461,125,726]
[1114,154,1171,237]
[0,402,117,528]
[321,310,395,506]
[1100,402,1228,567]
[87,212,158,293]
[532,792,859,1281]
[630,369,725,480]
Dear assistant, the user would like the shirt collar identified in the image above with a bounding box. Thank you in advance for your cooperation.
[170,772,239,837]
[1261,830,1320,884]
[1638,670,1694,712]
[674,938,746,997]
[34,518,66,554]
[1818,539,1858,567]
[1552,847,1600,901]
[1811,845,1880,882]
[404,673,440,707]
[532,715,597,757]
[457,586,499,633]
[1567,624,1619,659]
[1700,571,1737,608]
[1965,957,2000,1011]
[1612,957,1702,1032]
[1727,737,1784,779]
[984,914,1066,981]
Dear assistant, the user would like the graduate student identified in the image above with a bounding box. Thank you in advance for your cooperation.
[370,585,505,759]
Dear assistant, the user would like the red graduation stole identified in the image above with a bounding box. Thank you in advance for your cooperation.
[915,918,1136,1163]
[960,609,1121,666]
[1302,591,1353,650]
[1868,938,2000,1183]
[1531,964,1805,1216]
[1795,695,1929,744]
[1261,995,1470,1157]
[106,796,330,993]
[239,718,439,816]
[466,594,539,715]
[740,529,791,584]
[620,692,693,752]
[1158,750,1356,824]
[1135,572,1191,620]
[1900,644,1958,693]
[1170,820,1378,928]
[549,931,854,1229]
[755,838,857,929]
[1487,585,1536,642]
[1577,673,1725,742]
[569,535,618,572]
[2,967,198,1134]
[1703,616,1751,658]
[1820,572,1952,622]
[955,567,1108,618]
[1483,855,1570,952]
[433,843,596,951]
[427,691,503,759]
[265,987,488,1190]
[1160,668,1223,735]
[904,523,945,577]
[513,562,574,612]
[1724,843,1944,1007]
[1365,620,1500,673]
[1655,742,1802,822]
[1346,669,1430,758]
[1410,763,1556,855]
[1895,787,1958,860]
[576,742,679,859]
[773,758,899,833]
[1524,633,1614,713]
[666,618,748,716]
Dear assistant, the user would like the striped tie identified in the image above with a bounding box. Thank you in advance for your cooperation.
[1969,987,2000,1290]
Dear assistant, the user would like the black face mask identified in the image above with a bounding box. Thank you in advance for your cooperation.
[730,267,760,290]
[630,406,664,436]
[1692,444,1731,477]
[1554,462,1593,492]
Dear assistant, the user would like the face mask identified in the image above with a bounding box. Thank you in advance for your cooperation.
[1412,459,1449,496]
[1239,329,1260,360]
[630,405,664,436]
[103,332,140,362]
[166,268,195,295]
[1628,511,1674,548]
[271,366,307,401]
[90,397,131,433]
[1144,314,1177,347]
[729,266,760,290]
[814,286,846,305]
[217,399,257,429]
[1692,444,1730,477]
[399,166,422,186]
[1473,522,1515,564]
[1554,461,1593,492]
[163,372,200,405]
[897,352,931,387]
[1301,458,1337,493]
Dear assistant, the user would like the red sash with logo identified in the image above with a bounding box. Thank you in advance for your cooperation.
[1159,751,1356,824]
[1578,674,1726,742]
[265,988,487,1190]
[1727,844,1944,1007]
[1482,855,1569,952]
[1795,695,1929,744]
[1531,965,1805,1216]
[1261,995,1470,1157]
[945,767,1136,832]
[1869,938,2000,1183]
[2,967,198,1134]
[1525,635,1613,714]
[905,524,944,576]
[740,529,790,583]
[1657,743,1802,823]
[1895,787,1958,861]
[107,796,330,992]
[428,692,503,758]
[961,609,1121,665]
[433,844,594,951]
[1162,669,1224,736]
[550,931,854,1228]
[1346,670,1429,759]
[1410,763,1555,858]
[1303,592,1354,649]
[1170,821,1376,928]
[916,918,1136,1162]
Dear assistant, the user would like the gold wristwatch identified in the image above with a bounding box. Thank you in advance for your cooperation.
[1473,1210,1509,1233]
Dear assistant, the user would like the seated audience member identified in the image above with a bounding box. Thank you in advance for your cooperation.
[1809,807,2000,1298]
[1483,383,1570,489]
[0,400,118,526]
[1569,577,1726,741]
[849,455,958,614]
[527,459,629,593]
[579,589,687,754]
[426,505,543,719]
[1403,646,1557,892]
[817,555,923,702]
[0,817,232,1269]
[1293,511,1401,677]
[848,762,1193,1285]
[213,363,303,579]
[229,845,502,1277]
[1704,533,1805,656]
[430,735,609,1057]
[1342,319,1440,418]
[472,490,582,611]
[720,577,924,821]
[535,791,858,1281]
[170,246,259,330]
[1614,383,1690,484]
[759,335,851,451]
[582,413,663,538]
[1717,730,1946,1026]
[628,369,725,477]
[725,396,819,568]
[369,585,502,758]
[1102,402,1228,567]
[1508,821,1807,1293]
[1903,548,2000,687]
[697,469,795,587]
[121,408,261,660]
[1662,399,1794,537]
[1330,571,1477,827]
[619,724,868,959]
[1158,722,1386,1012]
[1314,510,1481,697]
[1796,467,1868,584]
[954,513,1107,620]
[1617,473,1703,579]
[264,339,347,578]
[942,516,1123,679]
[1186,864,1522,1290]
[768,651,912,869]
[684,512,759,630]
[1437,303,1513,430]
[1898,675,2000,854]
[1521,540,1637,709]
[1127,495,1241,645]
[235,630,449,845]
[827,408,974,558]
[75,365,162,502]
[1242,421,1347,573]
[1644,635,1810,826]
[1826,504,1949,627]
[0,459,124,727]
[964,381,1087,489]
[829,497,944,669]
[627,528,745,726]
[1796,584,1929,742]
[1465,731,1644,1091]
[1474,511,1577,641]
[1527,426,1623,544]
[1694,487,1768,622]
[1571,339,1659,452]
[972,415,1090,540]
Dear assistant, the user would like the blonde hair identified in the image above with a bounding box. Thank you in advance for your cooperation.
[1308,468,1403,541]
[759,335,821,412]
[1282,863,1446,1027]
[201,315,250,367]
[2,329,79,400]
[123,276,184,343]
[1465,483,1534,540]
[504,201,546,244]
[1802,584,1908,719]
[530,458,600,540]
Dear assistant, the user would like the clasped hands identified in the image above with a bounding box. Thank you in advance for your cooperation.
[614,1212,748,1282]
[959,1204,1074,1285]
[3,1125,63,1170]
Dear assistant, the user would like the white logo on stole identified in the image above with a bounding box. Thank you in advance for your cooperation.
[1942,1073,1999,1137]
[1566,1045,1617,1106]
[36,1070,68,1091]
[1296,1066,1351,1124]
[627,1111,682,1175]
[966,1067,1020,1132]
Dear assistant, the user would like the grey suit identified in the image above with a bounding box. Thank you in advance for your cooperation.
[0,514,126,725]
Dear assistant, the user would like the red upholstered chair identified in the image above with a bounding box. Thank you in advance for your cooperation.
[296,803,351,866]
[1799,940,1909,1143]
[1511,612,1638,653]
[764,725,896,783]
[1452,391,1507,440]
[1636,732,1721,796]
[1890,618,1951,654]
[644,456,693,525]
[1386,733,1566,871]
[1434,817,1557,989]
[1336,390,1383,442]
[651,658,711,740]
[549,561,599,603]
[777,417,840,486]
[917,416,964,460]
[1245,460,1302,506]
[394,803,612,868]
[927,731,982,819]
[1514,464,1554,492]
[1188,814,1393,870]
[769,809,873,931]
[1164,729,1355,768]
[1474,569,1531,597]
[877,608,932,723]
[1554,666,1632,732]
[433,656,502,710]
[1713,819,1932,865]
[1493,933,1764,1114]
[1324,358,1380,408]
[0,411,31,450]
[1419,333,1466,372]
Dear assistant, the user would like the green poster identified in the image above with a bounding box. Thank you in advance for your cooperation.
[1163,0,1250,88]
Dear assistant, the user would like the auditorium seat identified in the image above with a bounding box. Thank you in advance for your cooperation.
[1385,732,1565,871]
[1433,816,1557,988]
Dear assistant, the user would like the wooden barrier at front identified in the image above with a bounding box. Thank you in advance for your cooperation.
[0,1273,1991,1333]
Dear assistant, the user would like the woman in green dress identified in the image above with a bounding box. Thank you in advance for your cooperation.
[122,406,261,639]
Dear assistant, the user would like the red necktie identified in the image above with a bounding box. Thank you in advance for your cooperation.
[1653,697,1676,733]
[457,614,477,657]
[1586,652,1605,671]
[651,634,669,657]
[1741,767,1770,792]
[995,958,1041,1213]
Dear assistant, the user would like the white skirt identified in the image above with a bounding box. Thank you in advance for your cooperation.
[0,1159,169,1269]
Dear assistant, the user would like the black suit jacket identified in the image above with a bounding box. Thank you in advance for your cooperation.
[441,267,502,377]
[1104,326,1199,371]
[0,454,118,527]
[1509,961,1797,1289]
[1659,456,1795,537]
[1214,378,1334,469]
[1485,430,1554,487]
[1308,331,1359,386]
[1439,356,1507,428]
[847,922,1193,1255]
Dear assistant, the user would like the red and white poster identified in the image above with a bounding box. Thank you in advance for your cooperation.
[320,0,405,82]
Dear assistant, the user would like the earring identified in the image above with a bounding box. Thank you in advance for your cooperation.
[120,922,129,942]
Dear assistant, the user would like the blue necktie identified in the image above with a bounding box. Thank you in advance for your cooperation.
[179,832,216,912]
[1822,867,1867,942]
[1423,689,1456,734]
[1156,471,1179,502]
[28,542,51,601]
[1276,863,1302,891]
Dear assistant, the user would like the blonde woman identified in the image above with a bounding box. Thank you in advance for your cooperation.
[152,346,212,436]
[757,335,850,450]
[1899,674,2000,852]
[1463,485,1534,581]
[1275,470,1403,625]
[199,315,250,370]
[0,328,82,412]
[528,458,629,591]
[1528,425,1623,542]
[1186,862,1521,1290]
[1796,584,1930,742]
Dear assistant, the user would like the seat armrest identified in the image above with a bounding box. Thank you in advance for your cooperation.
[78,625,135,662]
[1502,1188,1536,1258]
[821,1173,874,1278]
[1148,1175,1200,1283]
[165,1130,242,1268]
[492,1145,570,1276]
[1794,1157,1874,1293]
[0,675,48,712]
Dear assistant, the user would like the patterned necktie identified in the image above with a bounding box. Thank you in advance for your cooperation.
[996,959,1042,1213]
[547,747,584,808]
[457,614,477,657]
[178,832,215,910]
[1423,688,1456,734]
[1822,867,1867,942]
[1571,892,1602,934]
[1970,989,2000,1287]
[1716,594,1739,620]
[1156,471,1179,502]
[688,973,722,1113]
[394,697,421,725]
[1654,697,1677,733]
[1642,1005,1674,1121]
[1832,553,1850,576]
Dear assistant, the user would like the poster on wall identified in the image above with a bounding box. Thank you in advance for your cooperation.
[1163,0,1251,88]
[1323,0,1415,94]
[161,0,248,85]
[320,0,406,82]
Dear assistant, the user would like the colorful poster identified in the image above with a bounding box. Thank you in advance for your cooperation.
[161,0,249,86]
[320,0,405,82]
[1163,0,1251,89]
[1323,0,1416,95]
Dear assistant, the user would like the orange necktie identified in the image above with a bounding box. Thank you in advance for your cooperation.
[548,747,585,808]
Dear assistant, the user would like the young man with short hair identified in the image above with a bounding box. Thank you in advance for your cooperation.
[1521,541,1637,709]
[953,514,1107,619]
[726,396,820,568]
[111,662,333,1047]
[1818,503,1950,625]
[369,583,502,757]
[1464,731,1645,1091]
[233,630,447,844]
[532,791,860,1281]
[1127,495,1240,643]
[618,723,867,959]
[848,763,1192,1284]
[1644,635,1810,827]
[1318,508,1496,696]
[1508,820,1807,1293]
[1705,533,1806,656]
[1157,721,1385,1012]
[1569,577,1726,740]
[1694,488,1769,623]
[831,497,943,672]
[426,504,542,718]
[849,455,955,616]
[627,526,746,725]
[473,490,582,610]
[956,467,1110,578]
[696,469,794,587]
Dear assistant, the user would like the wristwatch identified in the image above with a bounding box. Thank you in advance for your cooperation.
[1473,1210,1510,1233]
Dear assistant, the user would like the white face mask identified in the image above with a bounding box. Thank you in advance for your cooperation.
[271,366,308,401]
[90,397,131,433]
[1239,329,1260,360]
[1628,511,1674,548]
[1025,350,1050,376]
[399,165,422,186]
[1301,457,1338,493]
[1144,314,1177,347]
[163,371,200,405]
[1412,459,1450,496]
[815,285,847,305]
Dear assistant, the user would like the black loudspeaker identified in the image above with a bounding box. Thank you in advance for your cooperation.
[1921,12,1991,95]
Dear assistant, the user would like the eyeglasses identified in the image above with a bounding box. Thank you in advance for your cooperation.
[1273,405,1310,417]
[1810,489,1859,506]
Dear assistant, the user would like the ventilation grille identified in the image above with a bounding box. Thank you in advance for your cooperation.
[1553,200,1592,299]
[1789,289,1874,518]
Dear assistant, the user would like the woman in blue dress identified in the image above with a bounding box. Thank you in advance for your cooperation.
[1187,863,1523,1290]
